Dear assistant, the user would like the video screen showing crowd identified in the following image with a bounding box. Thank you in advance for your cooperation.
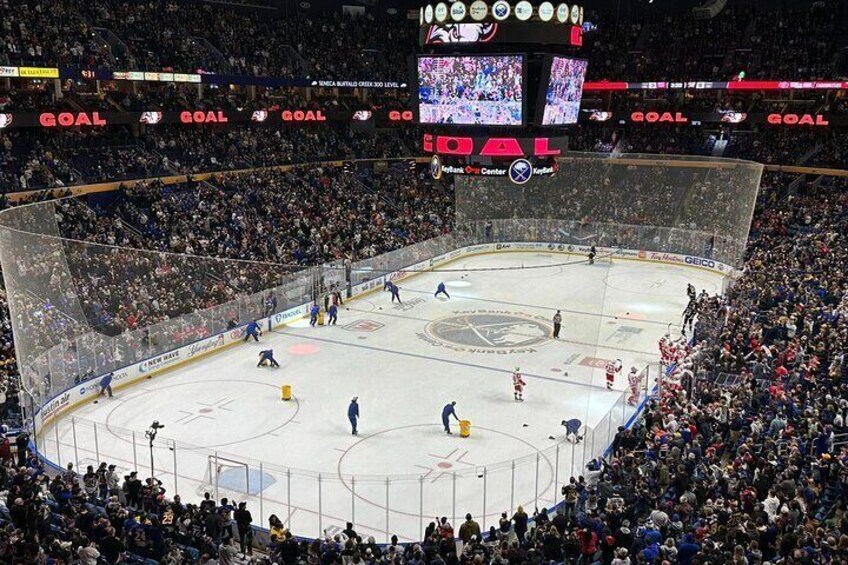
[540,56,588,126]
[417,55,524,126]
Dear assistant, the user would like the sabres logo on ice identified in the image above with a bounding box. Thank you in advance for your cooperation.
[423,311,551,352]
[508,158,533,185]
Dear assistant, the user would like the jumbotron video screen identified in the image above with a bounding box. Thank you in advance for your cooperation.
[539,56,588,126]
[416,54,524,126]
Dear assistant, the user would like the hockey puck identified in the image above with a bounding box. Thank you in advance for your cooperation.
[93,400,98,404]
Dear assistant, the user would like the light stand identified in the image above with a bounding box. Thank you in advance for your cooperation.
[144,420,165,479]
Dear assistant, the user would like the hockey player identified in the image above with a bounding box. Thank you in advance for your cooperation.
[389,283,402,304]
[659,335,673,366]
[348,397,359,435]
[435,282,450,299]
[561,419,583,443]
[442,401,459,434]
[627,366,641,405]
[605,359,622,390]
[682,299,698,335]
[588,245,597,265]
[686,283,696,302]
[244,319,262,342]
[512,367,526,401]
[99,372,114,398]
[328,303,338,325]
[257,349,280,368]
[264,294,278,317]
[552,310,562,339]
[309,303,320,327]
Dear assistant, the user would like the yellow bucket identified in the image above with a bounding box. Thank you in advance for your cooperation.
[459,420,471,438]
[281,384,292,401]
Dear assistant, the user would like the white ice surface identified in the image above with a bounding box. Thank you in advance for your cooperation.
[41,252,724,541]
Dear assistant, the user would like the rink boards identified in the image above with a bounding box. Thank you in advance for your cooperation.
[32,243,730,541]
[34,241,731,433]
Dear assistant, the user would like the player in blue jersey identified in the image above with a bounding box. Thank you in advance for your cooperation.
[99,372,114,398]
[348,397,360,435]
[435,282,450,299]
[257,349,280,368]
[244,320,262,342]
[442,401,459,434]
[388,283,402,304]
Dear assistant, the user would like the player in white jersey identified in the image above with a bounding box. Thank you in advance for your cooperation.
[512,367,526,401]
[627,366,642,405]
[605,359,622,390]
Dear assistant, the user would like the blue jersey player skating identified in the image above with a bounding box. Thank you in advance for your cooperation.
[435,282,450,299]
[244,320,262,342]
[388,283,402,304]
[348,397,360,435]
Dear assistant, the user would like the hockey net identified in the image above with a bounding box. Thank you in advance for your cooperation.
[195,454,251,498]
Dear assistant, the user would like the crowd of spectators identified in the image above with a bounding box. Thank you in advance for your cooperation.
[64,164,454,265]
[0,0,111,67]
[2,0,414,81]
[2,0,844,83]
[0,171,847,563]
[1,2,848,557]
[581,3,843,81]
[0,127,420,192]
[145,126,418,174]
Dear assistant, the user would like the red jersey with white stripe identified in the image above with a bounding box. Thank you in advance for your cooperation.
[512,372,526,391]
[605,362,621,377]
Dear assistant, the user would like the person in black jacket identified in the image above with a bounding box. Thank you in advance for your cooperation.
[235,502,253,557]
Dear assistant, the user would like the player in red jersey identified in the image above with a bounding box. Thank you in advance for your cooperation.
[512,367,526,401]
[605,359,622,390]
[627,366,642,405]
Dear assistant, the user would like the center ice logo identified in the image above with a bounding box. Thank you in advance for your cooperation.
[424,312,551,350]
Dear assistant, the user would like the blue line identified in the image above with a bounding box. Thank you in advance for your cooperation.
[272,329,601,390]
[401,288,675,328]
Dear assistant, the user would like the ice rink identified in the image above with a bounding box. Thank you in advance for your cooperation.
[39,251,725,541]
